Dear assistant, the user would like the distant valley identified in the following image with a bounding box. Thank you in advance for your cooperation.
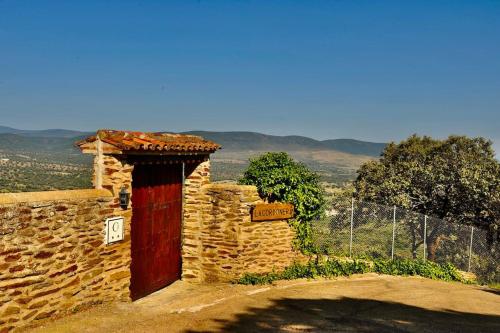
[183,131,385,184]
[0,126,386,192]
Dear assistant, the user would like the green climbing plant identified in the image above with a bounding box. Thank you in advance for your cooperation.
[238,152,325,253]
[236,258,469,285]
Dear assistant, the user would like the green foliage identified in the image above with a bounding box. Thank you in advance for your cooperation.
[0,133,93,192]
[238,152,326,253]
[0,152,92,192]
[236,258,468,285]
[354,135,500,255]
[489,283,500,290]
[237,271,282,285]
[373,259,465,282]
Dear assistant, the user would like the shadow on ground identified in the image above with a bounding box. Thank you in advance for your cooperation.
[186,297,500,333]
[482,288,500,296]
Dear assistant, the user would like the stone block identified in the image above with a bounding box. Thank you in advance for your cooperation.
[109,270,130,281]
[2,307,20,316]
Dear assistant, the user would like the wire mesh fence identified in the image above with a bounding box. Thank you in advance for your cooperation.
[312,199,500,284]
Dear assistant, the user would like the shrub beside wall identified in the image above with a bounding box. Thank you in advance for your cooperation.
[238,152,326,253]
[237,258,469,285]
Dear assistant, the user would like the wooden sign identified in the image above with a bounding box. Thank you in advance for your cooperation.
[252,203,294,222]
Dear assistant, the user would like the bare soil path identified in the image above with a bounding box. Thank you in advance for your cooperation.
[29,274,500,333]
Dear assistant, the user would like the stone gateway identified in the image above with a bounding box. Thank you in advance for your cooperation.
[0,129,299,332]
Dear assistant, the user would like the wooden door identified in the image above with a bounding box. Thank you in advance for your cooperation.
[130,163,183,301]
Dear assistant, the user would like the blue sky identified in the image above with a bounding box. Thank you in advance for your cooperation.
[0,0,499,149]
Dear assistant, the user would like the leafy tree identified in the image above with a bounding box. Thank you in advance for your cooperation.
[355,135,500,260]
[239,152,325,253]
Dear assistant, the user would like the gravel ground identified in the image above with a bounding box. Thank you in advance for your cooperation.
[29,274,500,333]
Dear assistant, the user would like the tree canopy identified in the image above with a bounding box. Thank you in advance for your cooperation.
[239,152,325,253]
[354,135,500,246]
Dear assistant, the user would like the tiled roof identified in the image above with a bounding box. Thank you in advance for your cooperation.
[77,129,221,154]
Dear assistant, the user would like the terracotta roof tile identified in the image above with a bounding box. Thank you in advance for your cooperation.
[77,129,221,154]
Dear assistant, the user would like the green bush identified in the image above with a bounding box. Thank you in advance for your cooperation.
[236,258,468,285]
[238,152,325,253]
[372,259,464,281]
[237,272,281,285]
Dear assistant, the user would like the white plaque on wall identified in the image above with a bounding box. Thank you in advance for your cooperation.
[105,217,124,245]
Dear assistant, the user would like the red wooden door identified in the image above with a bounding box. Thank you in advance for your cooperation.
[130,163,183,301]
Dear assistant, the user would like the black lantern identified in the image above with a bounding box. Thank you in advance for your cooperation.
[119,187,130,209]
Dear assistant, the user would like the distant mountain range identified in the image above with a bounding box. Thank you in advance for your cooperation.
[0,133,79,152]
[0,126,91,138]
[0,126,387,185]
[183,131,386,157]
[0,126,387,156]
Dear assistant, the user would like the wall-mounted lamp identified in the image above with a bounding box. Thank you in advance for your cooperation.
[119,187,130,209]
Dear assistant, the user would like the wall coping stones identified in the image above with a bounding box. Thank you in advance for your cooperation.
[0,189,112,205]
[204,184,257,191]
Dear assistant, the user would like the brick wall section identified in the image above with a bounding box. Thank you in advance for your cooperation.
[0,189,131,333]
[182,179,298,283]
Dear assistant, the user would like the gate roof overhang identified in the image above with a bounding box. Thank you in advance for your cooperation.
[76,129,221,156]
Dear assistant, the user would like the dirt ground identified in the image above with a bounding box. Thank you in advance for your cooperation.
[28,274,500,333]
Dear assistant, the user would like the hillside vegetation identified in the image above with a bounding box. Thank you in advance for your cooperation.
[184,131,383,183]
[0,127,386,192]
[183,131,386,156]
[0,125,90,138]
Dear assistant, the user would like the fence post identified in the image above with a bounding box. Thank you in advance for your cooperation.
[391,206,396,260]
[349,197,354,258]
[468,226,474,272]
[423,215,427,262]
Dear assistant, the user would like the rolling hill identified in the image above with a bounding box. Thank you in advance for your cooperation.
[321,139,386,157]
[0,126,387,191]
[183,131,385,156]
[0,126,91,138]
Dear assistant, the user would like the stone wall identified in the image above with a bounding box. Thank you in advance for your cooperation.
[0,189,131,333]
[0,154,300,331]
[182,160,211,282]
[94,155,134,196]
[182,181,298,283]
